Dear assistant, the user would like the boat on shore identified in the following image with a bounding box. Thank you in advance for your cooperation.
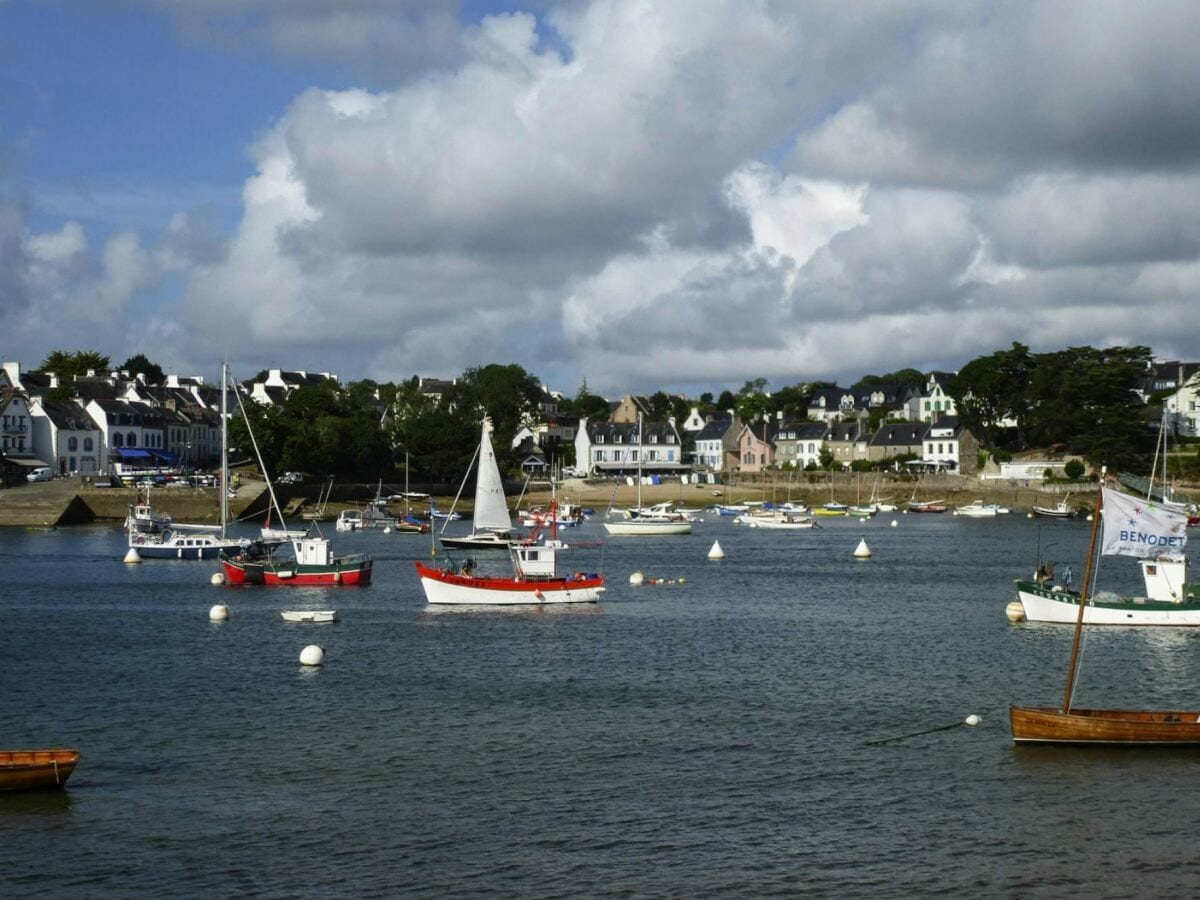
[0,749,80,792]
[1011,476,1200,744]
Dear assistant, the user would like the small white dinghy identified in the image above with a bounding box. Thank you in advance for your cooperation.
[280,610,338,623]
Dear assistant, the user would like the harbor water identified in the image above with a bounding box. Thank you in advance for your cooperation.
[5,511,1200,897]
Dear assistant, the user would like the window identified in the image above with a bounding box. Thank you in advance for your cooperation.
[113,432,124,448]
[84,437,93,451]
[650,435,658,444]
[127,432,137,446]
[68,437,78,451]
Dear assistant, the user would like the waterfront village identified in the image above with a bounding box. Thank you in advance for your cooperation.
[2,352,1200,512]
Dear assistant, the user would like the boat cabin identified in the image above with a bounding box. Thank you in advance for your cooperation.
[511,542,561,580]
[294,538,333,567]
[1141,556,1192,602]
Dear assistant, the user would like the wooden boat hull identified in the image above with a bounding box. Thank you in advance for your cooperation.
[1011,706,1200,744]
[1014,580,1200,625]
[415,561,604,605]
[221,556,372,586]
[0,749,80,792]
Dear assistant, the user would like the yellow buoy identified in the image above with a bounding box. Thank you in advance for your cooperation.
[210,571,226,585]
[123,547,142,564]
[1006,600,1026,623]
[629,571,645,585]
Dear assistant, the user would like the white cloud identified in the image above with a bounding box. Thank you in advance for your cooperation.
[13,1,1200,393]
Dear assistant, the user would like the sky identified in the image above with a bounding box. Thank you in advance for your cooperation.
[3,0,1200,397]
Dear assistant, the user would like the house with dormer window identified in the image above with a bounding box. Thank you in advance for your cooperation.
[774,421,827,470]
[921,415,980,474]
[0,390,46,469]
[807,386,858,423]
[574,417,685,475]
[736,421,774,473]
[29,398,103,475]
[906,372,959,423]
[869,422,928,466]
[692,412,741,472]
[247,368,340,406]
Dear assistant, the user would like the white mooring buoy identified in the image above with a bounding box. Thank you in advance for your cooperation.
[124,547,142,564]
[708,540,725,560]
[965,714,982,727]
[1006,600,1026,623]
[210,571,226,585]
[853,538,871,559]
[629,571,645,586]
[209,603,230,622]
[299,644,325,666]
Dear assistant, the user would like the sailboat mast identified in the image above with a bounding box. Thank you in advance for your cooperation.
[636,412,643,509]
[220,362,229,539]
[1061,470,1106,713]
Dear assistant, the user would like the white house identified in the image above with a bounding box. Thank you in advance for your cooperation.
[574,417,685,475]
[29,399,103,475]
[1165,375,1200,437]
[0,391,41,462]
[692,413,739,471]
[907,372,959,423]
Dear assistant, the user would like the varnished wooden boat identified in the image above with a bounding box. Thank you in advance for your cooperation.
[0,749,80,792]
[1011,476,1200,745]
[1010,707,1200,744]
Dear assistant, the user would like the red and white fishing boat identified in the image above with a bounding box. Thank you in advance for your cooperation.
[415,502,603,605]
[220,535,372,586]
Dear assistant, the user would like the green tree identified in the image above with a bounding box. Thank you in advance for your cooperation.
[40,350,111,381]
[735,378,770,424]
[120,353,165,384]
[949,342,1035,447]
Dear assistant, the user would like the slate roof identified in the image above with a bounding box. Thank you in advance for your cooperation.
[695,413,734,442]
[871,422,929,447]
[39,401,98,431]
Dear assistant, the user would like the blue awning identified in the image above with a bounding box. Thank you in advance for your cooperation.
[114,448,153,459]
[147,449,179,464]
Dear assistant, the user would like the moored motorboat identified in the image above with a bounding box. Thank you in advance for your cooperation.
[220,537,372,586]
[417,501,604,605]
[954,500,999,517]
[0,749,80,792]
[1013,552,1200,625]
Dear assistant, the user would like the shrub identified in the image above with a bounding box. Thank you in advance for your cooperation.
[1063,459,1085,480]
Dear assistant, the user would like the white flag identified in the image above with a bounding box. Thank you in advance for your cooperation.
[1101,487,1189,558]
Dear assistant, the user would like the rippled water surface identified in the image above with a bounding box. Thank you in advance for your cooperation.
[6,512,1200,897]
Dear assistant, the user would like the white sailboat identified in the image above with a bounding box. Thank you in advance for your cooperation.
[439,418,527,550]
[604,413,691,536]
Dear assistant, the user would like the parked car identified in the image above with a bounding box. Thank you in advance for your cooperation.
[279,471,307,484]
[26,466,53,483]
